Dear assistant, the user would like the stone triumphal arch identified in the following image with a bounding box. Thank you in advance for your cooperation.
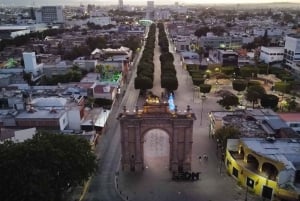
[118,100,196,172]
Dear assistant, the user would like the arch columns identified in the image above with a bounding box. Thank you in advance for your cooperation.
[119,104,196,172]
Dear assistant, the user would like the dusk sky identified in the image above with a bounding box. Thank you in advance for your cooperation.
[0,0,300,6]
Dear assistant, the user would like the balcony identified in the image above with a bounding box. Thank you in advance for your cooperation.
[229,151,278,181]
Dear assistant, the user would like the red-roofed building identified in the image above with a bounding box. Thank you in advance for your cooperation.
[278,113,300,134]
[88,84,117,100]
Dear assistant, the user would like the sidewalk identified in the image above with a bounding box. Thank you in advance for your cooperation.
[116,26,260,201]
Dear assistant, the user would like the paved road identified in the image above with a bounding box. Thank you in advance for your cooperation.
[82,28,145,201]
[116,25,260,201]
[83,24,259,201]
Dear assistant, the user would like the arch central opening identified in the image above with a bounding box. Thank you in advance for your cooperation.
[143,129,170,172]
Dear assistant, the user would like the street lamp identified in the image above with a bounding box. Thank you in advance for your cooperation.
[219,152,224,174]
[245,177,254,201]
[200,96,205,126]
[117,86,121,105]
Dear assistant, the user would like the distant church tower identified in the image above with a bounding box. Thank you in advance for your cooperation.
[119,0,124,10]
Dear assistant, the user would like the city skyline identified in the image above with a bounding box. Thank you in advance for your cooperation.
[1,0,300,6]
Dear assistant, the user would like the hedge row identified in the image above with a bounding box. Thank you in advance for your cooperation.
[158,22,178,91]
[134,24,156,90]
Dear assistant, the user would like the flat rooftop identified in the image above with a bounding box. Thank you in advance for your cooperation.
[210,109,288,137]
[287,34,300,39]
[0,25,29,30]
[241,138,300,170]
[16,108,65,119]
[261,47,284,50]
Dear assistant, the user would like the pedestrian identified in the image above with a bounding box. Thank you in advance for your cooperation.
[203,154,208,161]
[198,156,202,161]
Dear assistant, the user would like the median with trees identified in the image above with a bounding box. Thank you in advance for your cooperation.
[134,23,156,92]
[158,22,178,93]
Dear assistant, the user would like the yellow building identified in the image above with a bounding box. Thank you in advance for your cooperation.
[226,138,300,201]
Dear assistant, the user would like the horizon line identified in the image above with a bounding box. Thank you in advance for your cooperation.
[2,1,300,7]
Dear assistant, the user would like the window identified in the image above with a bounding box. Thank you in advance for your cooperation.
[226,159,230,166]
[290,123,299,127]
[246,177,254,188]
[232,167,238,178]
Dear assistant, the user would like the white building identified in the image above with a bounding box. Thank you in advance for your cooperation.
[147,1,154,11]
[260,46,284,63]
[23,52,43,76]
[154,10,171,20]
[35,6,64,24]
[175,36,191,52]
[284,34,300,72]
[200,36,243,49]
[119,0,124,10]
[73,58,98,71]
[66,16,115,27]
[0,25,31,39]
[253,28,286,37]
[279,113,300,134]
[88,16,115,26]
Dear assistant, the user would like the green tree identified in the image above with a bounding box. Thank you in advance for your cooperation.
[192,78,205,86]
[0,131,97,201]
[86,36,107,50]
[247,80,261,88]
[245,85,266,108]
[217,94,239,110]
[232,79,247,93]
[199,84,212,96]
[22,71,34,86]
[210,26,226,36]
[194,27,210,38]
[260,94,279,109]
[134,76,153,90]
[215,126,240,152]
[121,36,141,52]
[286,97,298,112]
[87,96,95,108]
[274,82,291,94]
[161,76,178,91]
[95,64,103,74]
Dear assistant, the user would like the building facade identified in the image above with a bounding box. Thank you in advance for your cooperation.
[226,138,300,201]
[217,49,238,67]
[119,0,124,10]
[23,52,43,76]
[35,6,64,24]
[284,34,300,72]
[278,113,300,134]
[200,36,243,49]
[260,46,284,64]
[147,1,154,11]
